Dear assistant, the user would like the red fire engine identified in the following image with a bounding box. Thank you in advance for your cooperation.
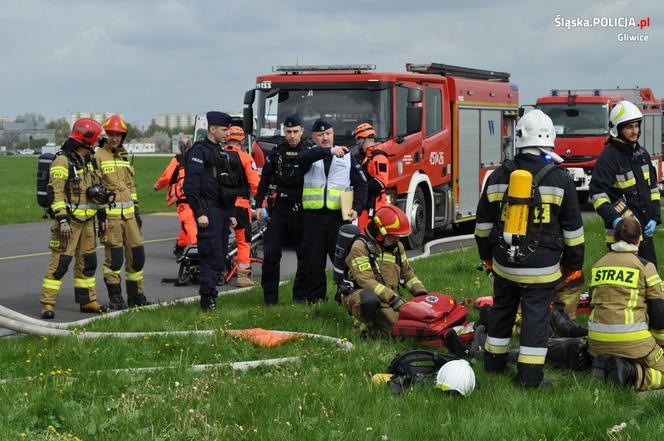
[242,63,519,248]
[535,88,663,203]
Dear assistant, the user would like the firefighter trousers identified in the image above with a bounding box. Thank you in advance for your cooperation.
[41,218,98,306]
[342,288,398,335]
[176,202,197,247]
[484,274,555,386]
[590,338,664,391]
[233,205,252,267]
[261,202,307,304]
[102,216,145,297]
[302,210,345,302]
[638,236,657,267]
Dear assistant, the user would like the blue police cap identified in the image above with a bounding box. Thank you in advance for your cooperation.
[311,118,333,132]
[283,113,303,128]
[206,111,232,127]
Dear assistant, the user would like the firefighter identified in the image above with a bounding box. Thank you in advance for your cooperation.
[40,118,108,319]
[183,111,242,311]
[342,206,427,336]
[225,126,260,287]
[589,216,664,390]
[589,100,660,265]
[153,136,196,259]
[96,114,150,310]
[302,118,368,303]
[255,113,348,304]
[475,110,585,387]
[352,123,390,233]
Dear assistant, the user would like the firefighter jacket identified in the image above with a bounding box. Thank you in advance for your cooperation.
[224,145,260,209]
[302,150,367,213]
[588,240,664,348]
[183,137,242,218]
[254,141,329,207]
[345,236,426,303]
[359,145,389,210]
[589,138,660,242]
[154,154,186,207]
[474,153,585,286]
[49,151,100,222]
[95,145,137,219]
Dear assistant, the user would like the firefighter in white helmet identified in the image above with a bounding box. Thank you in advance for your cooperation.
[474,109,585,387]
[589,100,660,265]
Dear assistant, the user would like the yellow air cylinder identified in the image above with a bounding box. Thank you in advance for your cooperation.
[503,169,533,246]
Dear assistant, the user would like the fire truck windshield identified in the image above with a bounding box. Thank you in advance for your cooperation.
[537,103,609,137]
[255,86,391,144]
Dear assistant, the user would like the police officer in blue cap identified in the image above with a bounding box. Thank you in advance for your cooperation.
[255,113,348,305]
[302,118,368,303]
[183,111,243,310]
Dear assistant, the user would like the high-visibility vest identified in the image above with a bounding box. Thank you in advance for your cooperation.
[302,154,351,210]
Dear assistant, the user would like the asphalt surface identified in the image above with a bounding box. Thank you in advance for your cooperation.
[0,206,597,325]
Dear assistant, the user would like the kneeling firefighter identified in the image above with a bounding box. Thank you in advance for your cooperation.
[340,205,427,336]
[474,110,585,387]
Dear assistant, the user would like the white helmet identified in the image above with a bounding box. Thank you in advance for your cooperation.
[609,100,643,137]
[435,359,476,396]
[515,109,556,149]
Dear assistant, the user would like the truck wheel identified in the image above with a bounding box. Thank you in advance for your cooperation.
[405,187,427,250]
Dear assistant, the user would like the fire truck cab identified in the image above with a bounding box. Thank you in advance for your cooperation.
[243,63,519,248]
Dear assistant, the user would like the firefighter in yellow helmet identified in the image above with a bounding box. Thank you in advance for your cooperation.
[40,118,109,319]
[590,216,664,390]
[342,205,427,336]
[96,114,150,309]
[475,110,585,387]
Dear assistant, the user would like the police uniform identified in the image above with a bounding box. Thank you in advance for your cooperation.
[302,119,368,303]
[356,144,389,233]
[95,142,148,308]
[475,153,585,386]
[41,146,104,314]
[342,231,426,334]
[183,112,242,309]
[588,240,664,390]
[589,138,661,265]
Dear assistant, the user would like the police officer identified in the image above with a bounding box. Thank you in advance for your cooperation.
[96,114,150,310]
[183,111,242,310]
[342,206,427,336]
[302,118,368,303]
[590,216,664,390]
[589,100,660,265]
[475,110,585,387]
[40,118,108,319]
[255,114,348,304]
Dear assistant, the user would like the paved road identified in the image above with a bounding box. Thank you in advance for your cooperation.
[0,206,598,324]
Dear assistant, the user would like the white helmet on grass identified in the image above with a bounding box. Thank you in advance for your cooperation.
[435,359,476,396]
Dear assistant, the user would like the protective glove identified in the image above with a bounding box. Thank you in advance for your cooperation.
[388,295,406,311]
[134,206,143,229]
[612,217,621,229]
[563,269,583,285]
[58,217,72,239]
[413,288,428,297]
[645,220,657,237]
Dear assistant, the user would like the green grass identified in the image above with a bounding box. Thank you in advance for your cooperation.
[0,156,174,224]
[2,219,664,440]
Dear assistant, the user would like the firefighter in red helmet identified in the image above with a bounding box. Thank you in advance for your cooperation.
[95,114,150,310]
[341,205,427,336]
[40,118,109,319]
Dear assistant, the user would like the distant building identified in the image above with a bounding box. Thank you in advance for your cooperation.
[65,112,120,128]
[0,117,55,144]
[153,113,195,129]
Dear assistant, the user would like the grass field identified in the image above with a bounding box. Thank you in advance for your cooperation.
[0,156,174,225]
[1,218,663,440]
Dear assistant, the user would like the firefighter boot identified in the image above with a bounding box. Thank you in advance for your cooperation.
[200,294,217,311]
[605,357,637,387]
[235,268,255,288]
[107,284,127,311]
[469,324,487,359]
[550,308,587,338]
[80,301,108,314]
[127,281,151,307]
[41,304,55,320]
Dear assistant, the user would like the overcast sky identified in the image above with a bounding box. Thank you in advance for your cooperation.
[0,0,661,125]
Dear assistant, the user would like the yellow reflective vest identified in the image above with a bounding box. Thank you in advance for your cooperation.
[302,154,350,210]
[94,146,138,218]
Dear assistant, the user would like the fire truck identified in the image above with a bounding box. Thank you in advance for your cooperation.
[535,88,663,203]
[242,63,519,249]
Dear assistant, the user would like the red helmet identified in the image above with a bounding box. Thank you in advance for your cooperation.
[69,118,103,148]
[227,126,245,143]
[102,114,128,133]
[353,122,375,139]
[372,205,410,238]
